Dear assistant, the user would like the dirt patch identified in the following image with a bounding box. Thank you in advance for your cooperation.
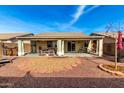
[103,64,124,73]
[13,57,81,74]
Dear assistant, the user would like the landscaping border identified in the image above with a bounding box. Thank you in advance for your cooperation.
[98,64,124,76]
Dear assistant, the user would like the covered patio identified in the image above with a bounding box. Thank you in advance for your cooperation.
[17,32,104,57]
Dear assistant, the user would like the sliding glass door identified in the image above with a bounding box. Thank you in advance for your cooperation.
[67,41,76,52]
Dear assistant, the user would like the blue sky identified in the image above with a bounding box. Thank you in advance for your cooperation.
[0,5,124,35]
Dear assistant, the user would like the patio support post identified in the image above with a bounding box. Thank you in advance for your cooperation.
[18,40,24,56]
[87,40,92,53]
[96,40,99,55]
[98,39,103,57]
[57,40,62,56]
[61,40,64,56]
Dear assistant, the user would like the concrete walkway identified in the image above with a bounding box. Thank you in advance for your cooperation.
[64,53,97,57]
[25,53,98,57]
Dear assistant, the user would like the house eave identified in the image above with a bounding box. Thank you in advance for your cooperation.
[16,36,104,41]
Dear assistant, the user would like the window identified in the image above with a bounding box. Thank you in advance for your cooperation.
[67,41,76,52]
[47,41,53,48]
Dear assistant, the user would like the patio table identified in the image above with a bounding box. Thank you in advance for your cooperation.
[40,48,56,56]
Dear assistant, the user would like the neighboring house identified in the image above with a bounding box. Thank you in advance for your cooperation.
[0,33,33,56]
[91,32,124,56]
[17,32,104,57]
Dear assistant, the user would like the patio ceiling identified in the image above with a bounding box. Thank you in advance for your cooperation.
[17,36,104,40]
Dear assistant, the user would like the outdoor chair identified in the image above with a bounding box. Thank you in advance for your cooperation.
[78,47,87,53]
[38,46,42,55]
[78,48,83,53]
[39,50,47,56]
[48,49,56,56]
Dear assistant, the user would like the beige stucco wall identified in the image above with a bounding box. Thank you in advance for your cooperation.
[76,41,83,52]
[102,37,124,56]
[23,40,31,53]
[120,42,124,56]
[64,41,68,52]
[103,37,116,56]
[103,43,115,56]
[103,37,115,43]
[14,40,31,44]
[36,41,47,52]
[23,40,31,44]
[24,43,31,53]
[103,43,124,56]
[0,43,2,57]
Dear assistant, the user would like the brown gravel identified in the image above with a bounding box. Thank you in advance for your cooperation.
[12,57,81,74]
[0,57,123,88]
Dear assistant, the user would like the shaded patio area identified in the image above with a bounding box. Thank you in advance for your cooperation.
[64,53,98,57]
[25,53,97,57]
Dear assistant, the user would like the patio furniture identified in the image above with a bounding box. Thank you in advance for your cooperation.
[0,59,10,64]
[39,48,56,56]
[9,57,16,63]
[0,57,16,64]
[78,47,87,53]
[39,50,47,56]
[38,46,42,55]
[48,49,56,56]
[78,48,83,53]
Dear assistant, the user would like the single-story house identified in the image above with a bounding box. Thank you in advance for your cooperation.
[0,33,33,56]
[91,32,124,56]
[17,32,104,57]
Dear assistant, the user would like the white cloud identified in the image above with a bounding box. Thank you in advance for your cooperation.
[70,5,86,26]
[59,5,100,30]
[84,5,100,14]
[0,6,100,34]
[71,5,100,25]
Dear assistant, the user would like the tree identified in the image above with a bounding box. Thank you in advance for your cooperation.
[105,22,124,69]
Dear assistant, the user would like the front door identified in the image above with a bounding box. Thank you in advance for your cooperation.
[67,41,76,52]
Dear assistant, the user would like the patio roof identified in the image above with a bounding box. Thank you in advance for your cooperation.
[17,32,104,40]
[0,33,33,41]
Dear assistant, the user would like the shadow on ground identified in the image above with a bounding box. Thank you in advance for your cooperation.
[0,72,124,88]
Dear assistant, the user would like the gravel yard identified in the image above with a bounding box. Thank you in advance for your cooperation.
[0,57,123,88]
[13,57,81,74]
